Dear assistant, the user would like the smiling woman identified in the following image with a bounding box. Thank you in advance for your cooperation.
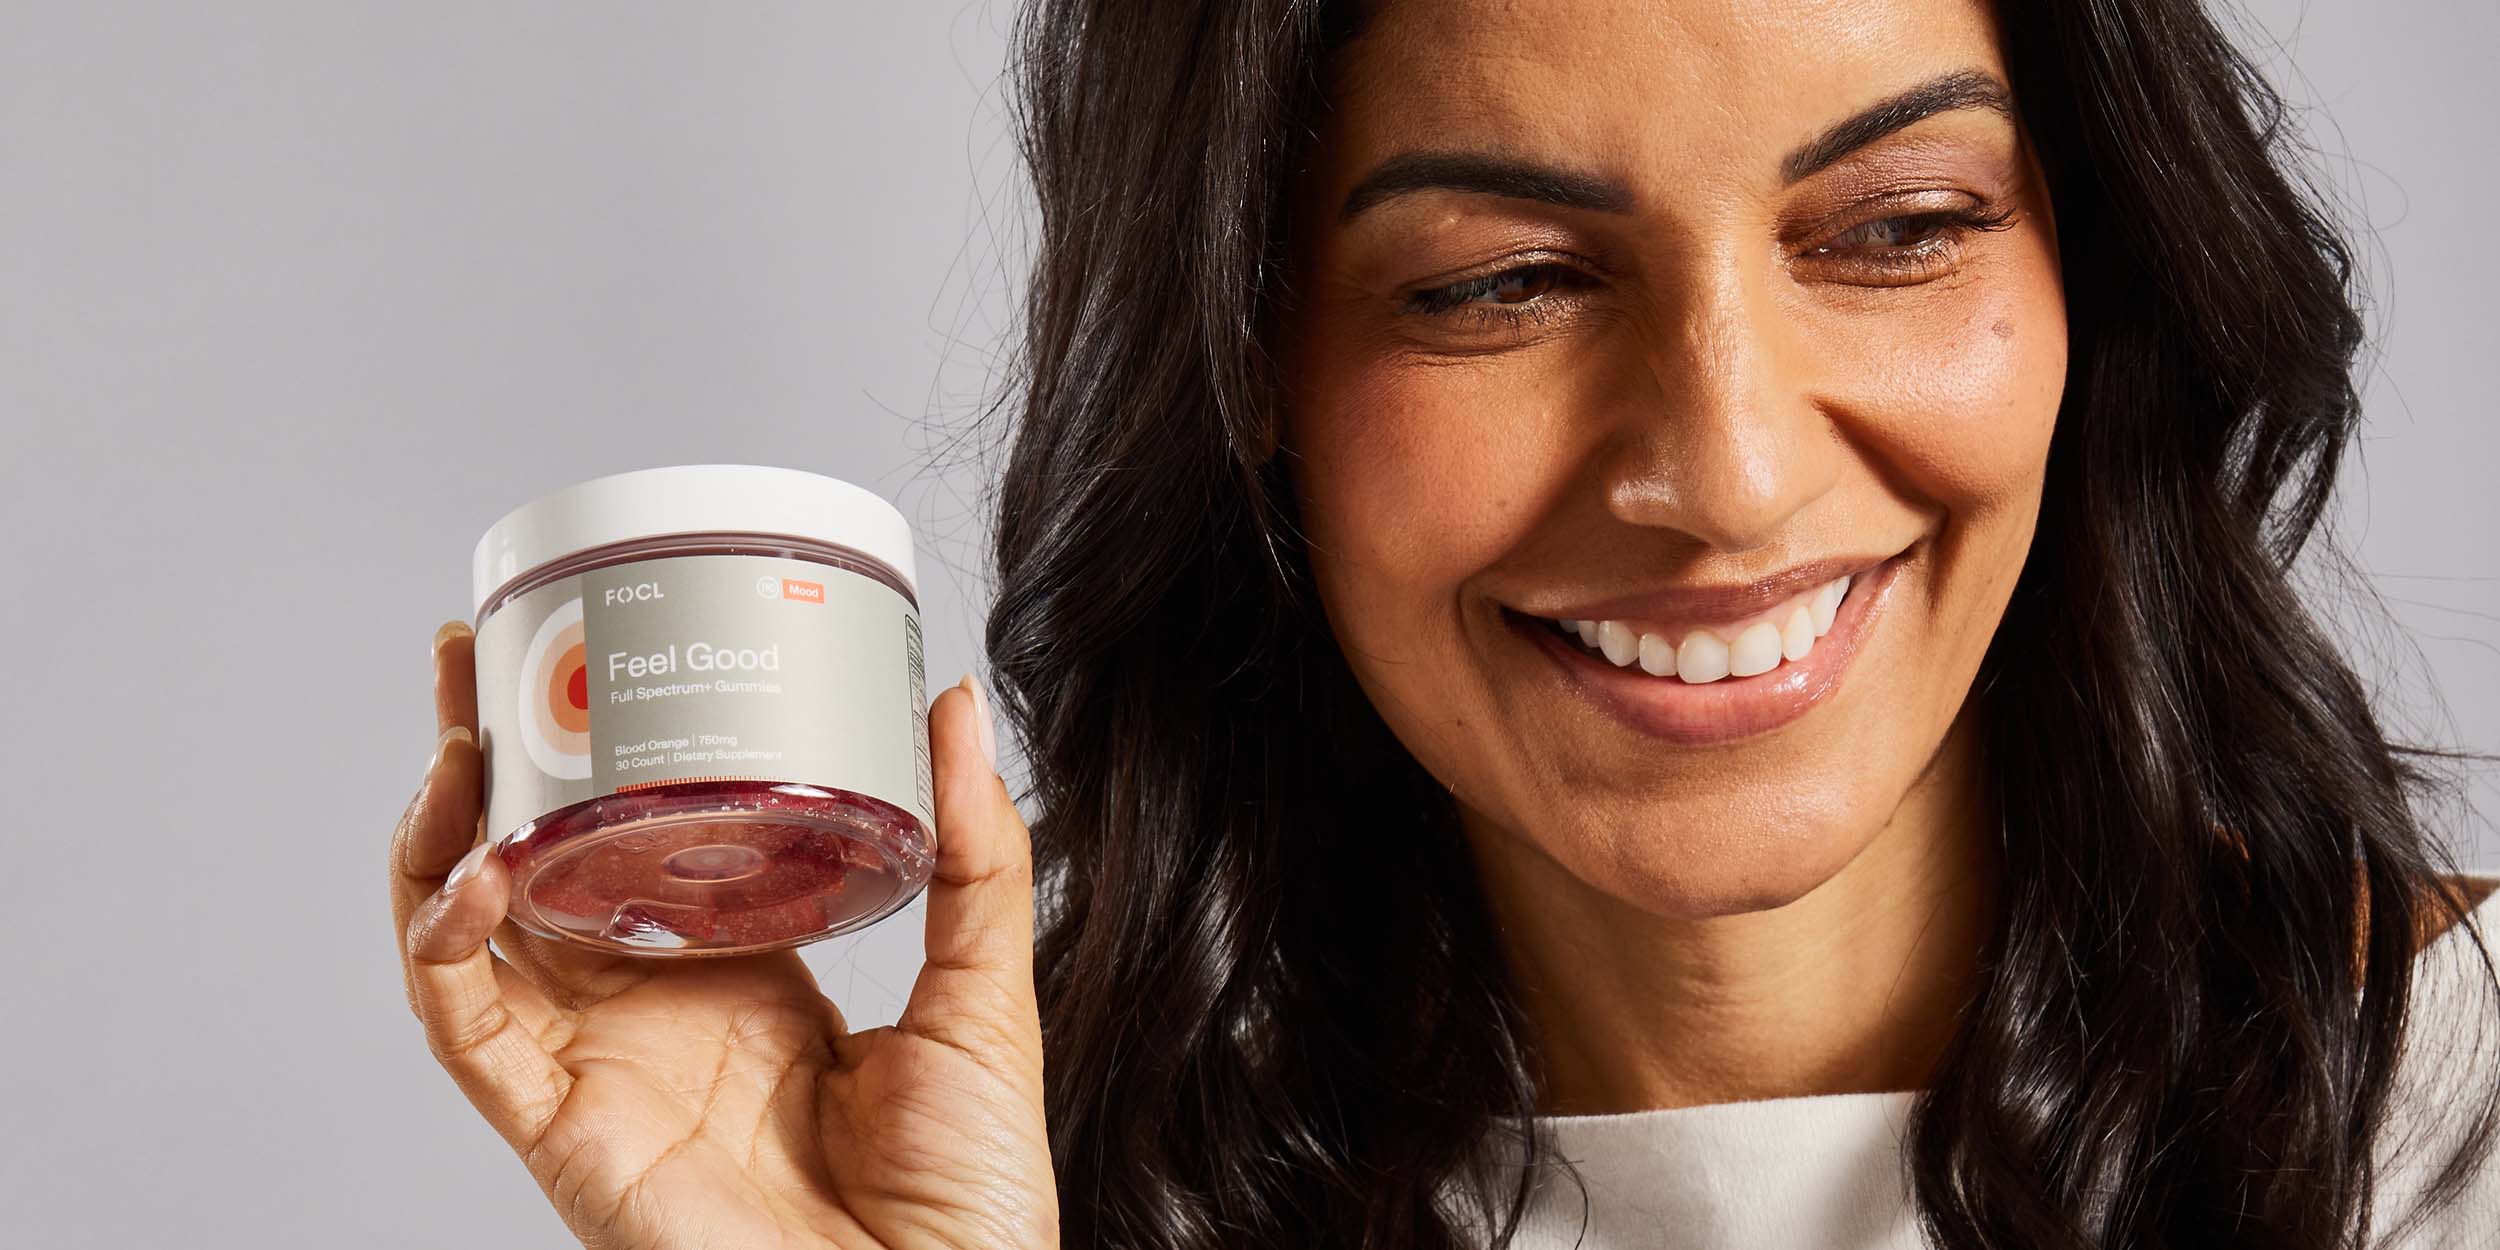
[379,0,2500,1247]
[985,0,2500,1247]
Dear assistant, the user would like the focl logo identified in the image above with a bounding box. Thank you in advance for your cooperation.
[780,578,825,604]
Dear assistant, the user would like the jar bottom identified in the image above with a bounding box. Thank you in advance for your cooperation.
[496,780,934,957]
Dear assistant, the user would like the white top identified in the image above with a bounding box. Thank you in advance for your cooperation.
[470,464,918,616]
[1484,883,2500,1250]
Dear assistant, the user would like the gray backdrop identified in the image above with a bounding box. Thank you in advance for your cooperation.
[1,2,2490,1244]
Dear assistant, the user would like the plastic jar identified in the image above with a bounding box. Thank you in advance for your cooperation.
[469,464,936,957]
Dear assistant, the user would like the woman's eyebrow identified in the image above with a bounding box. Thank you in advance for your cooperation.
[1336,66,2016,224]
[1337,151,1632,223]
[1778,67,2013,185]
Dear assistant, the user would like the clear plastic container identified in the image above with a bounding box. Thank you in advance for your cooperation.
[469,465,936,957]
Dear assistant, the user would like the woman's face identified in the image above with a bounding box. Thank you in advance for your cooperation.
[1278,0,2065,916]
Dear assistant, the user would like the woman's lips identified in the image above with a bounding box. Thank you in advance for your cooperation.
[1510,553,1904,746]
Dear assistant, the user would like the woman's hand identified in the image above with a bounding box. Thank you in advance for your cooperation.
[391,621,1055,1250]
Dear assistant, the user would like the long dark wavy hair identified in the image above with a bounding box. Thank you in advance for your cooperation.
[979,0,2500,1246]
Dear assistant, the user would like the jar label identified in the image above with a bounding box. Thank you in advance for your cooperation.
[474,553,934,843]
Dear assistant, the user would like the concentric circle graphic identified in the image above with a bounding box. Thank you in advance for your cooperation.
[518,596,592,779]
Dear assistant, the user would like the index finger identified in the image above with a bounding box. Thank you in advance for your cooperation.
[421,618,645,1004]
[435,620,478,739]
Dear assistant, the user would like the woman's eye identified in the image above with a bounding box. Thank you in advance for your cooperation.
[1835,215,1946,249]
[1803,203,2019,281]
[1405,263,1587,319]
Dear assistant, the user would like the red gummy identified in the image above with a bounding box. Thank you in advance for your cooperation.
[497,780,929,955]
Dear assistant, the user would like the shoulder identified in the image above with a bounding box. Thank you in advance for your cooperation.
[2372,874,2500,1244]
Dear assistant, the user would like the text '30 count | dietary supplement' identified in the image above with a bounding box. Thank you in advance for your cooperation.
[469,464,936,957]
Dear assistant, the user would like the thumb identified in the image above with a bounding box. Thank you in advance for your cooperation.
[899,674,1041,1061]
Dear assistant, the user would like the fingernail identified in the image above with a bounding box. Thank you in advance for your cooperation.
[963,673,1000,771]
[427,724,473,776]
[444,842,492,894]
[432,619,474,652]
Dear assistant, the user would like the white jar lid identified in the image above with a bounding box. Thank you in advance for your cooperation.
[472,463,918,616]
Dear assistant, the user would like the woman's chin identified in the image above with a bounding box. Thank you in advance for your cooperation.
[1494,800,1884,922]
[1621,852,1865,920]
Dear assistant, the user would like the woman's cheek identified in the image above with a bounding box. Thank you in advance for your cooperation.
[1297,351,1575,594]
[1808,252,2066,686]
[1820,272,2065,519]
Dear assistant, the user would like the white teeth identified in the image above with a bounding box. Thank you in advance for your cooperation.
[1809,575,1848,635]
[1547,569,1861,684]
[1637,630,1677,676]
[1676,631,1731,683]
[1728,621,1782,677]
[1596,619,1639,666]
[1781,604,1815,662]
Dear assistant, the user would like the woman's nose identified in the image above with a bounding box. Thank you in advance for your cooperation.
[1597,260,1842,554]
